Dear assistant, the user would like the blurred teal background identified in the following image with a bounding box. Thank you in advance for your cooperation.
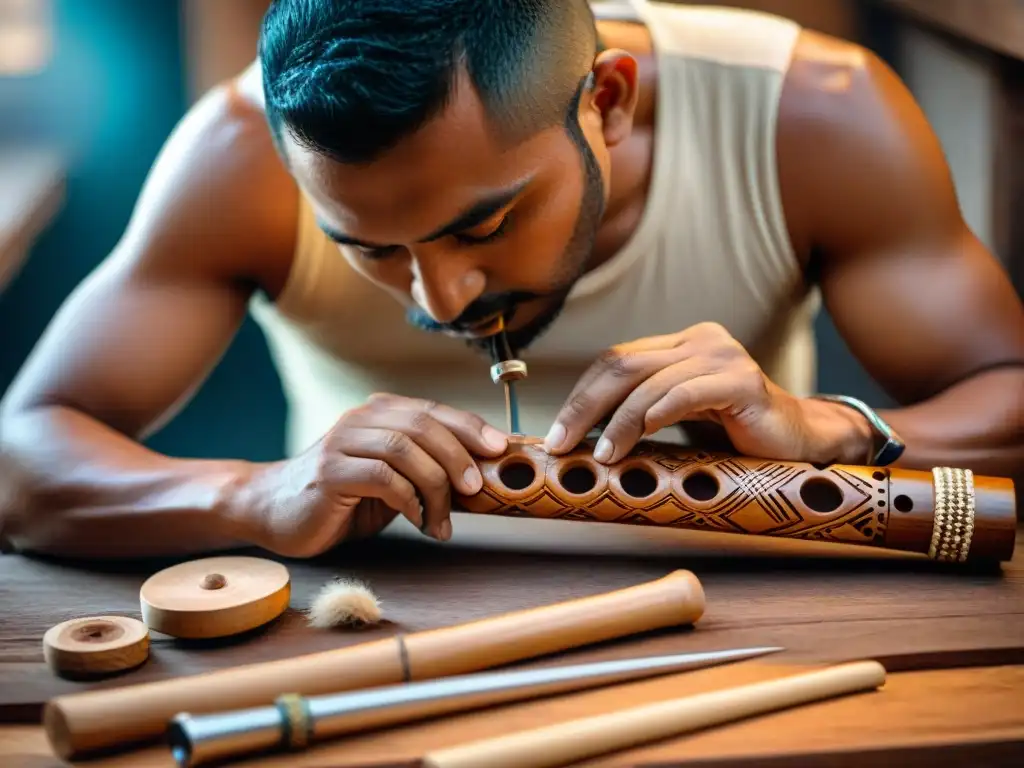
[0,0,288,461]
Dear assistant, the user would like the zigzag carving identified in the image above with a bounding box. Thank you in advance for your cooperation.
[458,442,889,546]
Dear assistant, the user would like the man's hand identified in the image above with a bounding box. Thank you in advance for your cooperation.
[229,394,508,558]
[544,322,874,466]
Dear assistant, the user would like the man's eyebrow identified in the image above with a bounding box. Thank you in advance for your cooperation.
[419,179,530,242]
[319,225,381,249]
[318,177,532,249]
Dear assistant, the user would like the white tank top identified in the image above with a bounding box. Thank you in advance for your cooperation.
[249,1,822,555]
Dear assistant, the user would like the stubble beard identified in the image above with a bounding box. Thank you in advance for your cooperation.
[406,112,607,358]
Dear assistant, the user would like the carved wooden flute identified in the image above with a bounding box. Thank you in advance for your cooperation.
[453,437,1017,563]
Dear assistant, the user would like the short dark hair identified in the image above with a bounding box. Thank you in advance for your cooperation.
[259,0,599,165]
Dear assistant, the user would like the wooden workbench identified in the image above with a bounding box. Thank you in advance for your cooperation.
[1,519,1022,767]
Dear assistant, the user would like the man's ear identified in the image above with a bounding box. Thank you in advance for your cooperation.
[586,49,640,147]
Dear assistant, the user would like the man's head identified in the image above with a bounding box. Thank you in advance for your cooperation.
[260,0,640,354]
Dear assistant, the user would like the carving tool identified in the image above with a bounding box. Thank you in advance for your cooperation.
[167,646,782,766]
[45,570,708,759]
[295,661,887,768]
[487,316,527,434]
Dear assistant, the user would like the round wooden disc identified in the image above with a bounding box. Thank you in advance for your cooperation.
[42,615,150,678]
[139,556,290,639]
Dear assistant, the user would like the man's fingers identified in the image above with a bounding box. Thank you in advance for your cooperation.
[342,407,486,496]
[340,400,504,541]
[556,334,690,407]
[545,348,683,455]
[595,362,709,463]
[329,456,424,532]
[643,374,745,435]
[414,400,509,458]
[366,393,508,457]
[334,427,456,538]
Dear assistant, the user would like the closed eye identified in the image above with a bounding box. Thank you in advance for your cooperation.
[452,214,511,246]
[355,215,511,259]
[356,244,401,260]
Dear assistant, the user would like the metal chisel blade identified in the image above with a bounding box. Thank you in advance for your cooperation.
[504,380,520,434]
[170,646,784,766]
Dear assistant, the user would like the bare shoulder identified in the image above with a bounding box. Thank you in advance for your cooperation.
[0,64,302,432]
[774,29,960,265]
[779,28,927,159]
[125,61,298,297]
[771,30,1024,408]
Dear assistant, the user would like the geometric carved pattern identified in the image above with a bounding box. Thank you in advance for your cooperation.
[457,439,891,548]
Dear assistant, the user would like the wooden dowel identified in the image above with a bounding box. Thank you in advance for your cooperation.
[421,661,887,768]
[44,569,705,760]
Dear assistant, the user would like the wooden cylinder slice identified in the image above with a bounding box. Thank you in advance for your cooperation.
[139,556,290,639]
[43,616,150,678]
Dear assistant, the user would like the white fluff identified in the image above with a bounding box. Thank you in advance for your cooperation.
[307,578,382,628]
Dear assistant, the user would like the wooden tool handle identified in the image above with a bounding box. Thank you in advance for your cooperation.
[453,437,1017,563]
[422,661,887,768]
[44,571,704,760]
[45,637,403,760]
[405,569,704,678]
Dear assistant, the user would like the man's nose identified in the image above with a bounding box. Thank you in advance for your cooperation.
[410,251,486,324]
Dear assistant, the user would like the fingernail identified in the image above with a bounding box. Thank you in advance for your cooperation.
[483,425,507,452]
[594,437,613,463]
[411,503,424,529]
[463,465,482,493]
[545,423,567,452]
[437,519,452,541]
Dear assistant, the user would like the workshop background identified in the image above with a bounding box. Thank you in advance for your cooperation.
[0,0,1021,463]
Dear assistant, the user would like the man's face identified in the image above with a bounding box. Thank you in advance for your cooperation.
[284,69,613,355]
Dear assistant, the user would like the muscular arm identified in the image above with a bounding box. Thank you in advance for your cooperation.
[777,32,1024,478]
[0,77,298,558]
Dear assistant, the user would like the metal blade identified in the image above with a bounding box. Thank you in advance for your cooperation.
[169,646,782,766]
[504,380,520,434]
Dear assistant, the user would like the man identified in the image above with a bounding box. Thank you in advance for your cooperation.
[0,0,1021,560]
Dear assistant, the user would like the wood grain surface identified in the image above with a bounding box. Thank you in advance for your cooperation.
[3,664,1022,768]
[2,528,1023,766]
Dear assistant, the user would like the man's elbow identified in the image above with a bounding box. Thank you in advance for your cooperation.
[0,403,70,555]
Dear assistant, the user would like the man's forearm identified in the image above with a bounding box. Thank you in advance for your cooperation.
[879,367,1024,478]
[0,405,257,559]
